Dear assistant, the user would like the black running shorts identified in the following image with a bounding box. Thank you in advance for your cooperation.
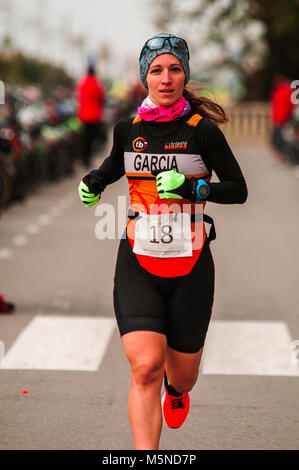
[113,234,215,354]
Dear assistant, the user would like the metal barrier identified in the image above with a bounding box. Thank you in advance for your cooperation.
[222,102,272,141]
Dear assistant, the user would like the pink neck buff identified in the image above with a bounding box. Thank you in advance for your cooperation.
[138,95,191,122]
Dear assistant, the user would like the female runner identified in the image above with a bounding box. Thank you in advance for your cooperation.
[78,33,248,450]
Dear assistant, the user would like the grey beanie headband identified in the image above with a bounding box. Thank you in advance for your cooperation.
[139,33,190,89]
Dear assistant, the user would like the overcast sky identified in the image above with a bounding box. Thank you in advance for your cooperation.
[0,0,158,79]
[1,0,235,88]
[47,0,157,72]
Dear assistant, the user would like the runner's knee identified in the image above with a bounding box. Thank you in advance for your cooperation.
[131,359,164,387]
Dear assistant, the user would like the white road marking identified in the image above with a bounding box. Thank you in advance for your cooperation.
[57,198,73,210]
[38,215,52,225]
[26,224,41,235]
[0,248,13,259]
[49,207,62,217]
[1,317,298,376]
[0,191,75,262]
[0,315,116,371]
[201,320,299,376]
[12,235,28,246]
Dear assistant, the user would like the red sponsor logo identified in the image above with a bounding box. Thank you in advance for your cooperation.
[165,141,187,150]
[133,137,148,152]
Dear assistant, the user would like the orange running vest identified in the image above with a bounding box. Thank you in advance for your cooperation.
[124,113,212,277]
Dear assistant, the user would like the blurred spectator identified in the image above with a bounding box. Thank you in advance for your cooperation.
[270,73,294,159]
[76,64,105,168]
[128,81,147,115]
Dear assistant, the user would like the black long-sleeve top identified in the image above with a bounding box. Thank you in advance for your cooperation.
[93,113,248,204]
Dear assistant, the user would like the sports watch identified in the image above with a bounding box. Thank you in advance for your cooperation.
[196,179,210,200]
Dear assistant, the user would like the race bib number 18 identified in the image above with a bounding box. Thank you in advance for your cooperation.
[133,213,193,258]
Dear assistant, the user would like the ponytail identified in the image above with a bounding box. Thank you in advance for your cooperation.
[183,84,229,126]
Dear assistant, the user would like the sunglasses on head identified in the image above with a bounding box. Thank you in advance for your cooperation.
[139,36,190,62]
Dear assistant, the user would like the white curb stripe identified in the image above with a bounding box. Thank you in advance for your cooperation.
[1,315,116,371]
[201,320,299,376]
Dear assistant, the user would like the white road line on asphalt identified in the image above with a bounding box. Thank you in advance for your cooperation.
[26,224,42,235]
[57,198,73,210]
[0,315,116,371]
[0,191,75,262]
[201,320,299,376]
[48,207,62,217]
[12,235,28,246]
[0,195,74,262]
[1,317,298,376]
[38,215,52,225]
[0,248,13,259]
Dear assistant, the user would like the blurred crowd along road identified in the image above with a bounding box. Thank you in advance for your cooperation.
[1,77,299,215]
[0,80,147,211]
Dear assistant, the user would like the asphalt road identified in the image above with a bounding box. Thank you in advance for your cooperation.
[0,138,298,451]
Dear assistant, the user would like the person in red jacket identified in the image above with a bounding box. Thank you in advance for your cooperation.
[76,64,105,168]
[270,73,294,160]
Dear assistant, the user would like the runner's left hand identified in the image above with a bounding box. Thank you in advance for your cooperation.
[155,169,196,201]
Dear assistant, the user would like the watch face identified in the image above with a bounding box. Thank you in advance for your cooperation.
[199,185,209,196]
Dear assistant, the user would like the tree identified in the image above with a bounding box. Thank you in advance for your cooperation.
[150,0,299,100]
[0,51,73,88]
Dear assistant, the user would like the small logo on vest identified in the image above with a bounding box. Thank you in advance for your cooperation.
[165,141,187,150]
[133,137,148,152]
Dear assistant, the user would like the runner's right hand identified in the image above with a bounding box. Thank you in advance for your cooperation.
[78,180,100,207]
